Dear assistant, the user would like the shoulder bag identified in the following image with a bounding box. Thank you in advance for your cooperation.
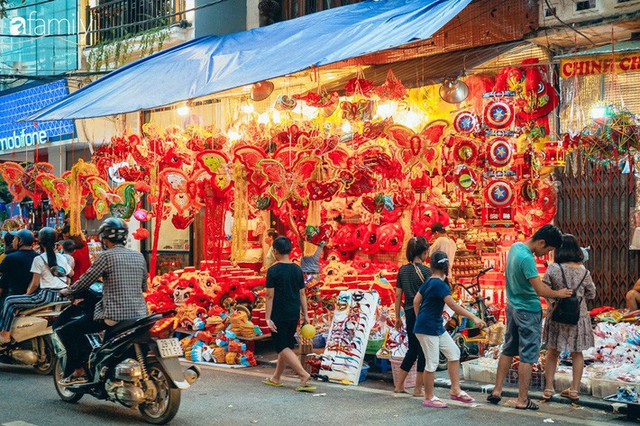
[413,263,426,283]
[551,265,588,325]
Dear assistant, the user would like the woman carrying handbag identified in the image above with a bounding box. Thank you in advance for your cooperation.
[542,234,596,402]
[393,236,431,396]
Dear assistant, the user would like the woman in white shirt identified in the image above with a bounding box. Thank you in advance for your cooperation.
[0,227,71,343]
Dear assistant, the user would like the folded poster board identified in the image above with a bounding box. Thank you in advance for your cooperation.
[320,290,380,385]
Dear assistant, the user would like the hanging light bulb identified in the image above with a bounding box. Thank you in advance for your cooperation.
[397,110,422,130]
[257,112,270,124]
[227,128,241,142]
[241,103,255,115]
[590,105,608,120]
[341,121,352,133]
[376,101,397,119]
[299,103,318,119]
[176,105,190,117]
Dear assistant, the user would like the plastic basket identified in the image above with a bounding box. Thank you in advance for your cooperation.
[390,356,417,390]
[359,363,370,383]
[506,368,545,391]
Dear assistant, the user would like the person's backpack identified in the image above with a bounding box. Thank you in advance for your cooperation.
[551,265,588,325]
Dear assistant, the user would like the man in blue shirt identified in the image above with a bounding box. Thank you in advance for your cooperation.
[487,225,573,410]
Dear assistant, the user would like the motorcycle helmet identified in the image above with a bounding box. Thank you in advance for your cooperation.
[98,217,128,245]
[11,229,34,246]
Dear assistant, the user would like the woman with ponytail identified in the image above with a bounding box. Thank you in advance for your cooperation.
[413,251,486,408]
[0,227,71,344]
[393,236,431,396]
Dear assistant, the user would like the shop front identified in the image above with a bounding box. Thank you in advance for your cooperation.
[0,79,77,231]
[15,0,640,403]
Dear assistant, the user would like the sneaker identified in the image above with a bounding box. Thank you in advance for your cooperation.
[59,375,88,386]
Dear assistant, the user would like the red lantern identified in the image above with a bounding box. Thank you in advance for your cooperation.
[84,204,97,220]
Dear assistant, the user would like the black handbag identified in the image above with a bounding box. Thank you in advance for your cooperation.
[550,265,588,325]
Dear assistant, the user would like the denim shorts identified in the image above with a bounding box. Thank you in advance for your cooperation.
[502,305,542,364]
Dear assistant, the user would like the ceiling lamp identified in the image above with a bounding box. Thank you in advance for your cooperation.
[250,80,275,101]
[439,77,469,104]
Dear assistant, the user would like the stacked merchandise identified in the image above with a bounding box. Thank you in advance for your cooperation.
[144,261,265,331]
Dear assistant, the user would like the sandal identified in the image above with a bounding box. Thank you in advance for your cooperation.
[541,388,555,401]
[560,388,579,402]
[422,396,448,408]
[262,378,284,387]
[450,391,475,403]
[486,393,501,405]
[295,385,317,392]
[515,399,539,411]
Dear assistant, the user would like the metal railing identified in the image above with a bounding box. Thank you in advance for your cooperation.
[87,0,186,46]
[280,0,362,20]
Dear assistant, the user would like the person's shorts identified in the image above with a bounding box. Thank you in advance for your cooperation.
[416,332,460,373]
[272,320,298,353]
[502,304,542,364]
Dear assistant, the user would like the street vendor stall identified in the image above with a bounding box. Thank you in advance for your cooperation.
[16,0,639,392]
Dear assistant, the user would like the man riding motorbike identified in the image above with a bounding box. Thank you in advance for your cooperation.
[58,218,148,385]
[0,230,39,305]
[0,228,69,345]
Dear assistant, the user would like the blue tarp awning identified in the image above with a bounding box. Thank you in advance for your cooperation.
[28,0,471,121]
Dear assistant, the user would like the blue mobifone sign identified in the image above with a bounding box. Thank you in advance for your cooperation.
[0,80,76,152]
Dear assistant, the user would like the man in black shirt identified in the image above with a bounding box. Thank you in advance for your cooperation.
[0,230,38,305]
[263,236,315,392]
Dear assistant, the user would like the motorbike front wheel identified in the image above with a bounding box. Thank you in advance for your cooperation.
[139,364,181,425]
[53,358,83,403]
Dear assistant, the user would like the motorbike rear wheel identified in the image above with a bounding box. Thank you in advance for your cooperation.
[33,336,54,375]
[53,358,83,403]
[139,364,181,425]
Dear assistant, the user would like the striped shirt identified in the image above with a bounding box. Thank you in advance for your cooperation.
[396,263,432,311]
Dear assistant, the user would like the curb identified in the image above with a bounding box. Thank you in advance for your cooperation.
[259,359,622,414]
[437,380,622,414]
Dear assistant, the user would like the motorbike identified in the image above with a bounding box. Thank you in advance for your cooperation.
[438,267,497,371]
[0,299,69,374]
[51,283,200,425]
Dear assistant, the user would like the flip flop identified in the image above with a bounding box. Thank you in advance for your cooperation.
[541,388,555,401]
[486,394,501,404]
[422,397,448,408]
[295,385,317,392]
[262,379,284,387]
[560,388,579,402]
[515,399,539,411]
[450,391,475,403]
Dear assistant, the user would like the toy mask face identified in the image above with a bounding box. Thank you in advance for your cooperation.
[377,223,404,253]
[173,285,193,305]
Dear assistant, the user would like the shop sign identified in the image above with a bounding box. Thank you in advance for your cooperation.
[560,52,640,79]
[0,80,75,153]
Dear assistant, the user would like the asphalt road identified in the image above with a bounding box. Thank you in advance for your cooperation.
[0,362,631,426]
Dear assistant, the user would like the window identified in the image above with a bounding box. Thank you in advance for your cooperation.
[544,6,556,17]
[575,0,596,11]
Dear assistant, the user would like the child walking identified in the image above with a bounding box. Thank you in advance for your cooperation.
[263,236,316,392]
[414,251,486,408]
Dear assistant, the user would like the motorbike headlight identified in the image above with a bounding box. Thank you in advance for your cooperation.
[114,358,143,381]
